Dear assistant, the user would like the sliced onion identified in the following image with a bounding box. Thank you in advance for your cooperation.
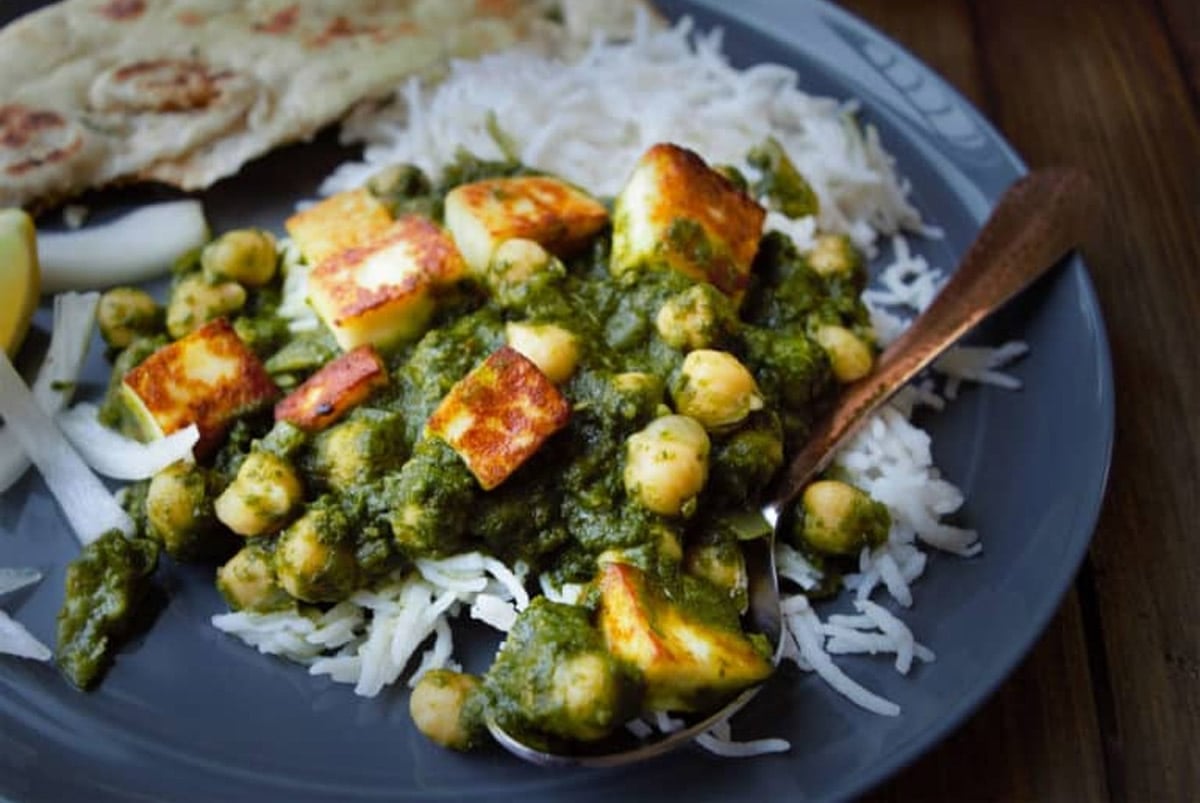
[0,350,133,545]
[37,200,208,293]
[58,403,197,480]
[0,610,52,662]
[0,567,42,596]
[0,292,99,493]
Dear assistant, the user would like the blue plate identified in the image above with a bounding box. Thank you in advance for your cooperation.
[0,1,1113,800]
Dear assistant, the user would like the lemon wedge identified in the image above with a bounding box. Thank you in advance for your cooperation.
[0,209,40,358]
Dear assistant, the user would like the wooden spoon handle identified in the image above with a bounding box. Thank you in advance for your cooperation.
[770,167,1096,510]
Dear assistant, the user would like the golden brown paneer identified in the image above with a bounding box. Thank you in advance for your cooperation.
[611,143,766,301]
[443,176,609,274]
[274,345,388,431]
[426,346,570,490]
[596,561,772,712]
[120,318,277,455]
[306,216,467,351]
[284,188,393,267]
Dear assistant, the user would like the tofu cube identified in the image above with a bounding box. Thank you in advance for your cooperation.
[611,143,766,300]
[121,318,278,455]
[306,216,467,351]
[274,345,388,432]
[284,188,393,267]
[426,346,570,490]
[596,561,772,712]
[443,176,609,274]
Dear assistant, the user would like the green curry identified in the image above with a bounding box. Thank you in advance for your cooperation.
[66,146,891,750]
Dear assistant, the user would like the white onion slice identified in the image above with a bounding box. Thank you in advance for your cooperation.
[0,567,42,596]
[57,402,197,480]
[0,610,52,661]
[37,200,208,292]
[0,350,133,545]
[0,292,99,493]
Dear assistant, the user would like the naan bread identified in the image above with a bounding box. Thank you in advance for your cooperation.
[0,0,657,210]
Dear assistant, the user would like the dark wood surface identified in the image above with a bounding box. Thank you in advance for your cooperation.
[836,1,1200,800]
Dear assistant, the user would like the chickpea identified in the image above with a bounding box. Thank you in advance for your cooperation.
[654,283,736,352]
[367,163,432,206]
[213,450,303,537]
[97,287,162,349]
[409,669,483,751]
[489,238,552,286]
[623,415,710,517]
[799,479,891,556]
[505,321,580,384]
[685,540,748,613]
[201,228,278,287]
[274,508,359,602]
[166,273,246,339]
[146,460,216,559]
[807,232,863,278]
[813,324,873,383]
[216,541,290,612]
[671,349,764,431]
[311,419,374,493]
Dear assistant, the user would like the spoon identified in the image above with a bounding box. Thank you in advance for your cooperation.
[488,166,1095,767]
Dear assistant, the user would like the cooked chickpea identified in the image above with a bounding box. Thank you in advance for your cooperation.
[800,479,891,556]
[654,283,735,351]
[505,321,579,384]
[97,287,162,349]
[274,509,359,602]
[813,324,873,383]
[213,450,303,537]
[201,228,278,287]
[685,541,748,612]
[671,349,764,430]
[311,419,373,493]
[410,669,482,751]
[807,232,863,278]
[166,273,246,339]
[216,542,290,612]
[146,460,213,558]
[490,238,552,285]
[623,414,710,517]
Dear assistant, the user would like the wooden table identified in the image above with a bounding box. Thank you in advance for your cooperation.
[834,1,1200,799]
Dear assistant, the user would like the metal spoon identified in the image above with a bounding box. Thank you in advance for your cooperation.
[488,166,1095,767]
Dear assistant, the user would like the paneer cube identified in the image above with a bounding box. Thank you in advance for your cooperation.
[274,345,388,432]
[306,216,467,351]
[596,561,772,712]
[611,143,766,300]
[443,176,608,274]
[426,346,570,490]
[121,318,277,455]
[284,188,393,267]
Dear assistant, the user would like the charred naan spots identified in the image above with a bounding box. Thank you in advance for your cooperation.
[254,4,300,34]
[96,0,145,21]
[102,60,237,113]
[0,105,86,177]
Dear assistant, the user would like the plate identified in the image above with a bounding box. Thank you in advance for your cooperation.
[0,1,1114,800]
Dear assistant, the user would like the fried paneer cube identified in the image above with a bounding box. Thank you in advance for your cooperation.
[596,561,772,712]
[426,346,570,490]
[121,318,277,455]
[443,176,609,274]
[274,345,388,432]
[611,143,766,300]
[306,216,467,351]
[284,188,393,267]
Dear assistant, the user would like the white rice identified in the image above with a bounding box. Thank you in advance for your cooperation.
[214,16,1029,756]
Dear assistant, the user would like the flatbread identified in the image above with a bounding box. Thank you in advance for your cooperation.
[0,0,658,210]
